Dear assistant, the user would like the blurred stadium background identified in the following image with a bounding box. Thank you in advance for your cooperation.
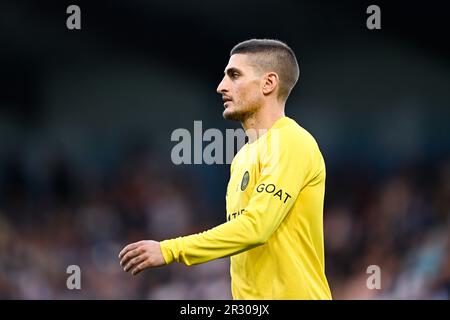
[0,0,449,299]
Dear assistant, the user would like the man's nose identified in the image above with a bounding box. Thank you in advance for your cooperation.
[216,78,228,94]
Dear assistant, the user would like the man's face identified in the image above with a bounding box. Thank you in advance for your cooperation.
[216,54,263,121]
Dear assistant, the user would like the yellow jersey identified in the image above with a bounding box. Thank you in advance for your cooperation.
[160,116,332,299]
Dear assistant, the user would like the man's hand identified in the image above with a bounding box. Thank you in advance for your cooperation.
[119,240,166,275]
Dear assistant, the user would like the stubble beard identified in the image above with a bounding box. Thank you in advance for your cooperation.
[223,101,259,123]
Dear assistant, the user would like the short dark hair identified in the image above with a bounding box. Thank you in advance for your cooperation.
[230,39,299,101]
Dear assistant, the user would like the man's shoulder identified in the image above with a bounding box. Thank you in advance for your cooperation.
[277,118,326,174]
[276,117,319,149]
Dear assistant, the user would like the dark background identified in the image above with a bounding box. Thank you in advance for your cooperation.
[0,0,449,299]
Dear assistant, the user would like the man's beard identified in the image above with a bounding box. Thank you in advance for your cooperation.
[223,109,248,122]
[223,102,259,122]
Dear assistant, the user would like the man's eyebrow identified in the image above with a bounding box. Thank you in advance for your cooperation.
[224,67,241,75]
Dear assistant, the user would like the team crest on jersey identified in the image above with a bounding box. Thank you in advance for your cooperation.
[241,171,250,191]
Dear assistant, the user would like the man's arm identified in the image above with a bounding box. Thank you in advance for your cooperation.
[119,130,319,274]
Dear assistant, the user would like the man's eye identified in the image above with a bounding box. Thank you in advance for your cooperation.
[231,72,239,78]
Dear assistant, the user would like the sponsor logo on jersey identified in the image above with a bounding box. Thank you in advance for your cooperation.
[256,183,292,203]
[227,208,245,221]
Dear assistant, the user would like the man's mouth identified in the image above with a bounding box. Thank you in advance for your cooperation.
[222,97,232,108]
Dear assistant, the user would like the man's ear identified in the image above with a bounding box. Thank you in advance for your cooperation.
[262,72,279,95]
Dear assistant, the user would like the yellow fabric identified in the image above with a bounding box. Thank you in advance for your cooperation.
[160,116,331,299]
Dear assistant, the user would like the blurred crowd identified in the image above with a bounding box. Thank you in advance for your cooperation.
[325,160,450,299]
[0,146,449,299]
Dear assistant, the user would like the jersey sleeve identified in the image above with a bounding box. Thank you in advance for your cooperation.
[160,129,318,266]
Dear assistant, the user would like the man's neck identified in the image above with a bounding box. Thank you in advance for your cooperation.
[241,103,285,143]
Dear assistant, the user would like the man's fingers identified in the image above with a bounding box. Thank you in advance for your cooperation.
[118,240,160,276]
[131,260,149,276]
[124,254,146,272]
[119,242,138,259]
[119,241,143,259]
[120,248,141,267]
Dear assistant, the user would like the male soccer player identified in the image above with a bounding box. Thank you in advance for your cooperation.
[119,39,332,299]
